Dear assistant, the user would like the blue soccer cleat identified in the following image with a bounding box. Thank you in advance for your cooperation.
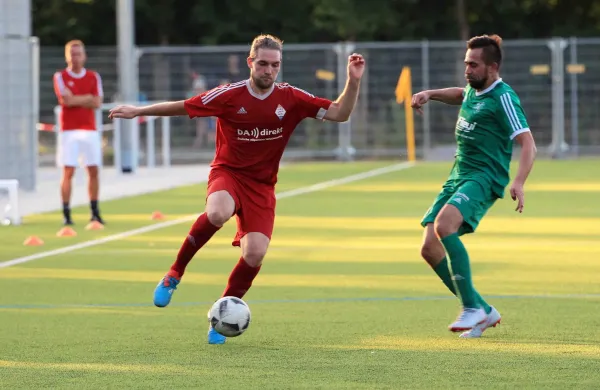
[153,271,181,307]
[207,326,227,345]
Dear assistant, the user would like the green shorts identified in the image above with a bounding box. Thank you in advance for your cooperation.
[420,179,497,236]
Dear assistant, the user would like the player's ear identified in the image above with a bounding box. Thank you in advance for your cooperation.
[246,56,253,69]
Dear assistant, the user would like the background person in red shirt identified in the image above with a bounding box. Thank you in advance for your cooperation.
[109,34,365,344]
[53,40,104,226]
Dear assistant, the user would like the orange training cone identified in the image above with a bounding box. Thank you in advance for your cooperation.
[23,236,44,246]
[151,211,165,220]
[57,227,77,237]
[85,220,104,231]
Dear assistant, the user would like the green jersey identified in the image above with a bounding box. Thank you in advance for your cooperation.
[451,78,530,198]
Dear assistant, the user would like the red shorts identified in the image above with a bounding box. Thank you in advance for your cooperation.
[206,168,276,247]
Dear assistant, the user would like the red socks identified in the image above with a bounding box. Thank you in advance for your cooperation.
[169,214,261,299]
[221,257,261,298]
[170,213,221,276]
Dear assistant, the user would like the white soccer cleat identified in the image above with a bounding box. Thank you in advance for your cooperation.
[448,307,487,332]
[459,306,502,338]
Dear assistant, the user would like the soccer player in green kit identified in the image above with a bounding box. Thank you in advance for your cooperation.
[411,34,537,338]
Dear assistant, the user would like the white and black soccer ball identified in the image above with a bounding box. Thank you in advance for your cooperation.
[207,296,251,337]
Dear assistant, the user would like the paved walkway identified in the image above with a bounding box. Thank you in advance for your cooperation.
[17,165,211,217]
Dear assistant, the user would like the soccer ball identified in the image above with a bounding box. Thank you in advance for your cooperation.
[207,296,251,337]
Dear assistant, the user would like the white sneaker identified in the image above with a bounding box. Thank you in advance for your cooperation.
[448,307,487,332]
[459,306,501,338]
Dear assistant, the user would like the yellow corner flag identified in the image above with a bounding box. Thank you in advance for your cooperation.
[395,66,416,162]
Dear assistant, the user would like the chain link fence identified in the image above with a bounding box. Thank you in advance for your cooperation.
[35,38,600,167]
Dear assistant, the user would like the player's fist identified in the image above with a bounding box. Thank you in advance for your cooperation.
[411,91,430,114]
[347,53,365,81]
[108,105,140,120]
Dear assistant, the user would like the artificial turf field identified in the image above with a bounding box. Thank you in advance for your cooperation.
[1,159,600,389]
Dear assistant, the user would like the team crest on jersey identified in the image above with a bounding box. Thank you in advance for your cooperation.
[473,102,485,112]
[275,104,286,120]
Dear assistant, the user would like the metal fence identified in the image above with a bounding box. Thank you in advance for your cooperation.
[36,37,600,166]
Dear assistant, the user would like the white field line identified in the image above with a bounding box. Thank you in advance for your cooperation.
[0,162,415,269]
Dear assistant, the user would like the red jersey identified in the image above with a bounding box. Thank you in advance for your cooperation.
[53,68,103,131]
[184,79,332,185]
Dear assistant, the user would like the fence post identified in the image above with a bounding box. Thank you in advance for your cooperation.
[421,39,431,159]
[569,37,579,157]
[547,37,568,158]
[161,116,171,167]
[30,37,39,189]
[333,42,355,161]
[146,117,155,168]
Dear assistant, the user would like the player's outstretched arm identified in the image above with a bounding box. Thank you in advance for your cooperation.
[323,54,365,122]
[510,131,537,213]
[411,88,464,113]
[108,101,187,119]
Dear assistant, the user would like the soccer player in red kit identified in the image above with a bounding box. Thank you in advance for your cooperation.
[109,34,365,344]
[53,40,104,226]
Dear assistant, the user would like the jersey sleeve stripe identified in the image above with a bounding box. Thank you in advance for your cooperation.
[95,72,104,97]
[504,93,525,129]
[54,72,65,94]
[201,83,235,103]
[509,128,531,140]
[201,81,246,105]
[290,86,315,98]
[500,93,522,132]
[201,80,245,101]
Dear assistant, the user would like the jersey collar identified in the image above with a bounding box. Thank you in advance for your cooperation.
[475,78,503,96]
[245,79,274,100]
[67,68,87,79]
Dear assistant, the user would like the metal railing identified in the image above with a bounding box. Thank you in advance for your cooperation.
[46,102,172,170]
[34,37,600,167]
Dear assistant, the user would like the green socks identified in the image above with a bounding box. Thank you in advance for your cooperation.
[437,233,491,312]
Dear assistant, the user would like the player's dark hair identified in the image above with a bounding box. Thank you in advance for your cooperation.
[467,34,503,68]
[249,34,283,59]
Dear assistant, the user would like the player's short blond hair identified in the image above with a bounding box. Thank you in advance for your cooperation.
[65,39,85,58]
[249,34,283,59]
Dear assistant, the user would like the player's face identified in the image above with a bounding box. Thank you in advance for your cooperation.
[464,48,489,90]
[248,48,281,90]
[67,45,86,70]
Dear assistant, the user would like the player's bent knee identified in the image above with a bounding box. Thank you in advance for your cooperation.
[420,241,446,267]
[434,219,455,239]
[205,208,232,227]
[205,191,236,226]
[241,233,269,267]
[434,206,462,238]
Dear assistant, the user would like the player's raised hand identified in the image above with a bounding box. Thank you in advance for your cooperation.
[411,91,430,114]
[347,53,365,81]
[510,181,525,213]
[108,105,140,120]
